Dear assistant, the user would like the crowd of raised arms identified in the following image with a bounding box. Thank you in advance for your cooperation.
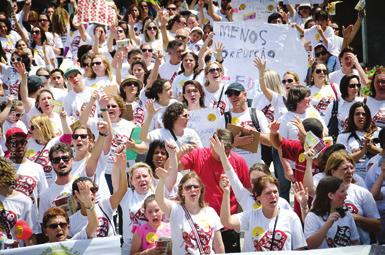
[1,0,384,254]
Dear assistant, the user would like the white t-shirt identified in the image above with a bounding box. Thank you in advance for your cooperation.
[304,26,336,56]
[203,83,229,115]
[148,127,203,149]
[159,61,180,84]
[229,108,269,167]
[309,84,337,117]
[0,31,20,60]
[0,64,21,97]
[0,191,34,240]
[69,198,116,237]
[120,189,153,253]
[304,211,359,248]
[336,130,379,179]
[329,69,359,86]
[32,44,57,68]
[251,92,275,123]
[63,88,93,118]
[366,96,385,128]
[84,75,117,91]
[278,107,325,140]
[38,181,75,223]
[170,203,223,255]
[238,208,306,251]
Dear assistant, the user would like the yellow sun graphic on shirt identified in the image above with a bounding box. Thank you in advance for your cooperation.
[252,226,264,237]
[298,153,306,163]
[231,117,240,125]
[315,33,321,42]
[208,113,217,122]
[25,149,36,158]
[252,202,261,209]
[146,232,158,244]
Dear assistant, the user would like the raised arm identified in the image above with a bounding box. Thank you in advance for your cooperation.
[139,99,157,142]
[0,97,14,125]
[79,90,98,126]
[75,181,98,238]
[85,120,109,177]
[159,12,170,49]
[128,14,140,46]
[219,175,240,231]
[14,62,33,112]
[207,0,221,21]
[155,167,175,217]
[110,150,128,210]
[59,110,72,135]
[254,57,273,102]
[146,51,163,89]
[164,142,179,191]
[269,121,282,150]
[99,95,113,155]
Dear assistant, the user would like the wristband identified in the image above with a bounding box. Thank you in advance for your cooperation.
[100,108,107,112]
[86,204,95,211]
[99,132,108,137]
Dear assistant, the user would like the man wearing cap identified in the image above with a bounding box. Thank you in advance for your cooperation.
[63,67,94,118]
[5,127,48,234]
[224,82,271,168]
[18,72,45,114]
[178,128,250,252]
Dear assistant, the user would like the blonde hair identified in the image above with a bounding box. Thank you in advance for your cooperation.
[51,7,69,36]
[90,54,113,80]
[177,172,206,208]
[204,61,224,87]
[128,162,154,191]
[325,150,354,176]
[264,69,285,96]
[0,157,17,188]
[30,114,56,144]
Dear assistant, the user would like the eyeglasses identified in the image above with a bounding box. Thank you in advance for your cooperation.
[315,69,327,74]
[183,184,200,191]
[91,61,102,66]
[13,112,24,118]
[147,26,157,31]
[348,83,360,88]
[208,67,221,73]
[11,57,22,62]
[32,30,40,35]
[180,113,189,118]
[282,79,294,84]
[39,19,49,22]
[226,90,241,97]
[315,51,327,57]
[48,222,68,229]
[106,104,118,109]
[141,48,153,53]
[176,35,187,40]
[51,155,71,164]
[72,134,88,140]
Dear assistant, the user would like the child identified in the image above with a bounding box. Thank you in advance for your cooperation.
[0,98,27,150]
[130,195,171,255]
[187,27,204,54]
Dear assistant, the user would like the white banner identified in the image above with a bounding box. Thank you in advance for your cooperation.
[187,108,225,147]
[231,0,277,22]
[77,0,116,26]
[231,245,373,254]
[0,236,121,255]
[213,22,308,98]
[285,0,323,4]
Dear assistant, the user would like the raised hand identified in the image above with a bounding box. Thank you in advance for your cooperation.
[219,174,230,193]
[269,121,280,135]
[209,134,226,156]
[155,167,168,180]
[13,61,26,74]
[145,99,158,116]
[253,57,266,72]
[292,182,308,209]
[75,181,93,208]
[165,141,177,156]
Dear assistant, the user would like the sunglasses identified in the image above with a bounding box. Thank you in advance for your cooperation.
[82,62,91,67]
[167,7,176,11]
[106,104,118,109]
[176,35,187,40]
[348,83,360,88]
[147,26,157,31]
[183,184,200,191]
[11,57,22,62]
[124,83,137,88]
[91,61,102,66]
[48,222,68,229]
[315,69,327,74]
[39,19,49,22]
[13,112,24,118]
[227,90,241,97]
[32,30,40,35]
[315,51,327,57]
[51,155,71,164]
[208,67,221,73]
[72,134,88,140]
[141,48,153,53]
[282,79,294,84]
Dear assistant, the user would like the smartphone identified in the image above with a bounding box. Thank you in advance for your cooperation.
[116,39,130,48]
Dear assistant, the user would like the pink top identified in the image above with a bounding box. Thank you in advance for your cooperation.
[135,222,171,250]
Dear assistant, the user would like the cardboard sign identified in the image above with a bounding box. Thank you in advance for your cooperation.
[227,124,260,153]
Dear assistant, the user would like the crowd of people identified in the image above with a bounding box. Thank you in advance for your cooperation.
[1,0,384,254]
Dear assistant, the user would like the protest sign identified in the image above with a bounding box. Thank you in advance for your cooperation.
[187,108,225,147]
[213,22,308,98]
[77,0,116,26]
[231,0,277,22]
[0,236,121,255]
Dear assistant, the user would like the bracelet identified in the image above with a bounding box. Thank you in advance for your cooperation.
[86,204,95,211]
[100,108,107,112]
[99,132,108,137]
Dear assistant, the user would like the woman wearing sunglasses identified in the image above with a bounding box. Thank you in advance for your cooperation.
[129,19,163,52]
[307,62,337,117]
[155,167,225,254]
[366,67,385,128]
[84,54,117,90]
[30,25,57,70]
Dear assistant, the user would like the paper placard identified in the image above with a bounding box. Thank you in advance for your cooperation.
[227,124,260,153]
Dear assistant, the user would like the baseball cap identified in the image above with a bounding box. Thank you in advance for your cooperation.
[6,127,27,140]
[27,75,44,92]
[225,82,245,95]
[64,67,82,79]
